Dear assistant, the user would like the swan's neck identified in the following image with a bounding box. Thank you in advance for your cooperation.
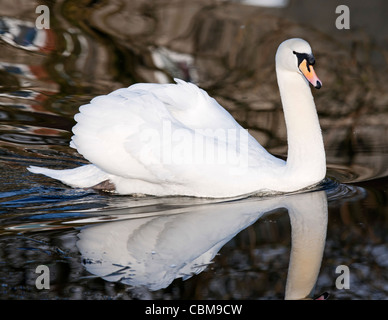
[276,68,326,185]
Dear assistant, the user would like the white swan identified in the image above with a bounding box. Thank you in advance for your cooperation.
[28,38,325,198]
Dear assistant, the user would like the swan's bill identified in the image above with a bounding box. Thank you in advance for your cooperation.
[298,59,322,89]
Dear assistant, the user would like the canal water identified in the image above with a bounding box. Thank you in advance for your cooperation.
[0,0,388,299]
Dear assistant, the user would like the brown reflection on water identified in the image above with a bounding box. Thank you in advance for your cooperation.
[3,0,386,182]
[1,0,387,183]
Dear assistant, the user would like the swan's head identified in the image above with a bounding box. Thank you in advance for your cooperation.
[276,38,322,89]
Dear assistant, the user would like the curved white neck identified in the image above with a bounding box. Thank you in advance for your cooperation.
[276,68,326,186]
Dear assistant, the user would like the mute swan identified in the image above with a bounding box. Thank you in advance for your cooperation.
[28,38,325,197]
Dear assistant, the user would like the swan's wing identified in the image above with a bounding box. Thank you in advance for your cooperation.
[71,86,176,182]
[70,79,276,185]
[129,79,241,131]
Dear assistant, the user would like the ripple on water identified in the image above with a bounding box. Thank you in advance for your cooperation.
[319,177,367,204]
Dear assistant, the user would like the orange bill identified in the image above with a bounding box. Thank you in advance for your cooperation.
[299,59,322,89]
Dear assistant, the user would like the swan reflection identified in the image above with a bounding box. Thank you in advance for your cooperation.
[77,190,327,299]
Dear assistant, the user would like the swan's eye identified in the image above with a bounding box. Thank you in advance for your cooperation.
[293,51,315,71]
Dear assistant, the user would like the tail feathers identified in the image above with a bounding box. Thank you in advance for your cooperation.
[27,164,110,189]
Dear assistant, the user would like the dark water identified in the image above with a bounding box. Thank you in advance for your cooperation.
[1,0,388,300]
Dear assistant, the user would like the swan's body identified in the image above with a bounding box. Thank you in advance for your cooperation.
[28,38,326,198]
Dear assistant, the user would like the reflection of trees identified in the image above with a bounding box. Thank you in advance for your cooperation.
[1,0,387,181]
[58,0,388,182]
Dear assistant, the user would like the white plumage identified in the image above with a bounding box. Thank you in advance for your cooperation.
[28,38,326,198]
